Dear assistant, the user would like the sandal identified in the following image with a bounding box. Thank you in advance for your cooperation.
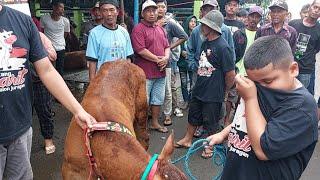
[150,126,168,133]
[201,147,213,159]
[174,142,191,149]
[45,145,56,155]
[163,117,172,126]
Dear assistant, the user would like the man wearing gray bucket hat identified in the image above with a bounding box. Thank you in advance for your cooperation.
[199,10,224,34]
[175,10,235,159]
[186,0,235,139]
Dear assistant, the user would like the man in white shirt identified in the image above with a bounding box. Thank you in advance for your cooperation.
[40,1,70,75]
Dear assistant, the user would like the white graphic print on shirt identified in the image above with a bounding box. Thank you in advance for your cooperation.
[228,99,252,158]
[296,33,311,54]
[197,49,216,77]
[0,29,28,93]
[226,25,239,35]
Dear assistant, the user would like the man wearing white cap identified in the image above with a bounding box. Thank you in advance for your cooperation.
[131,0,170,133]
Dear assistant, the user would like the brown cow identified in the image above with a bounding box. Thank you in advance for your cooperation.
[64,51,87,71]
[62,61,186,180]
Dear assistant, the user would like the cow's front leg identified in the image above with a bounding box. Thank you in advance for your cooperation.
[134,84,149,150]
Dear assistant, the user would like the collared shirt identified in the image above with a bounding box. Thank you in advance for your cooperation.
[131,20,170,79]
[255,23,297,52]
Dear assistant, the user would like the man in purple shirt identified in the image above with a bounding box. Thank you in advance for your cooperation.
[255,0,297,52]
[131,0,170,133]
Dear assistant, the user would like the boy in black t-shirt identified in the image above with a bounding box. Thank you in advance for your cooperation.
[175,10,235,159]
[207,36,318,180]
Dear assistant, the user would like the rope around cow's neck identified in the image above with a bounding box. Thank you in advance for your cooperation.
[171,139,227,180]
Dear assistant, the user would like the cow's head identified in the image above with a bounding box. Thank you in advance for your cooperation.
[0,30,17,45]
[153,132,187,180]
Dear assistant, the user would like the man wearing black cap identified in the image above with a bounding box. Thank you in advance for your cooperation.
[80,1,103,50]
[255,0,297,52]
[86,0,134,81]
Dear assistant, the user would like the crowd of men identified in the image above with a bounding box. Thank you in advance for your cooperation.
[1,0,320,179]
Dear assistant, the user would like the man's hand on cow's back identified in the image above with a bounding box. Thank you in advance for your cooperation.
[74,108,97,129]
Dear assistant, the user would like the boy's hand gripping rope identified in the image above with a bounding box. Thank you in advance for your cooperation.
[171,139,227,180]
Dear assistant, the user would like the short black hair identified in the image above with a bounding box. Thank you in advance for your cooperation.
[244,36,293,70]
[155,0,167,6]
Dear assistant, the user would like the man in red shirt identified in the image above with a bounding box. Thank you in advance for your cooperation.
[131,0,170,133]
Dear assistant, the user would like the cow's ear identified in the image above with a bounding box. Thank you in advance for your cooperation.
[158,131,174,162]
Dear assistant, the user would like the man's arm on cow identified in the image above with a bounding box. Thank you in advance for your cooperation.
[34,57,96,129]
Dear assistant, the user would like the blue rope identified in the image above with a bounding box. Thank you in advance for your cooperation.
[171,139,227,180]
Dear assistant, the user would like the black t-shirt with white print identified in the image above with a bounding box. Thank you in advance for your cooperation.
[224,19,245,35]
[222,84,318,180]
[289,19,320,74]
[192,36,234,103]
[0,6,47,143]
